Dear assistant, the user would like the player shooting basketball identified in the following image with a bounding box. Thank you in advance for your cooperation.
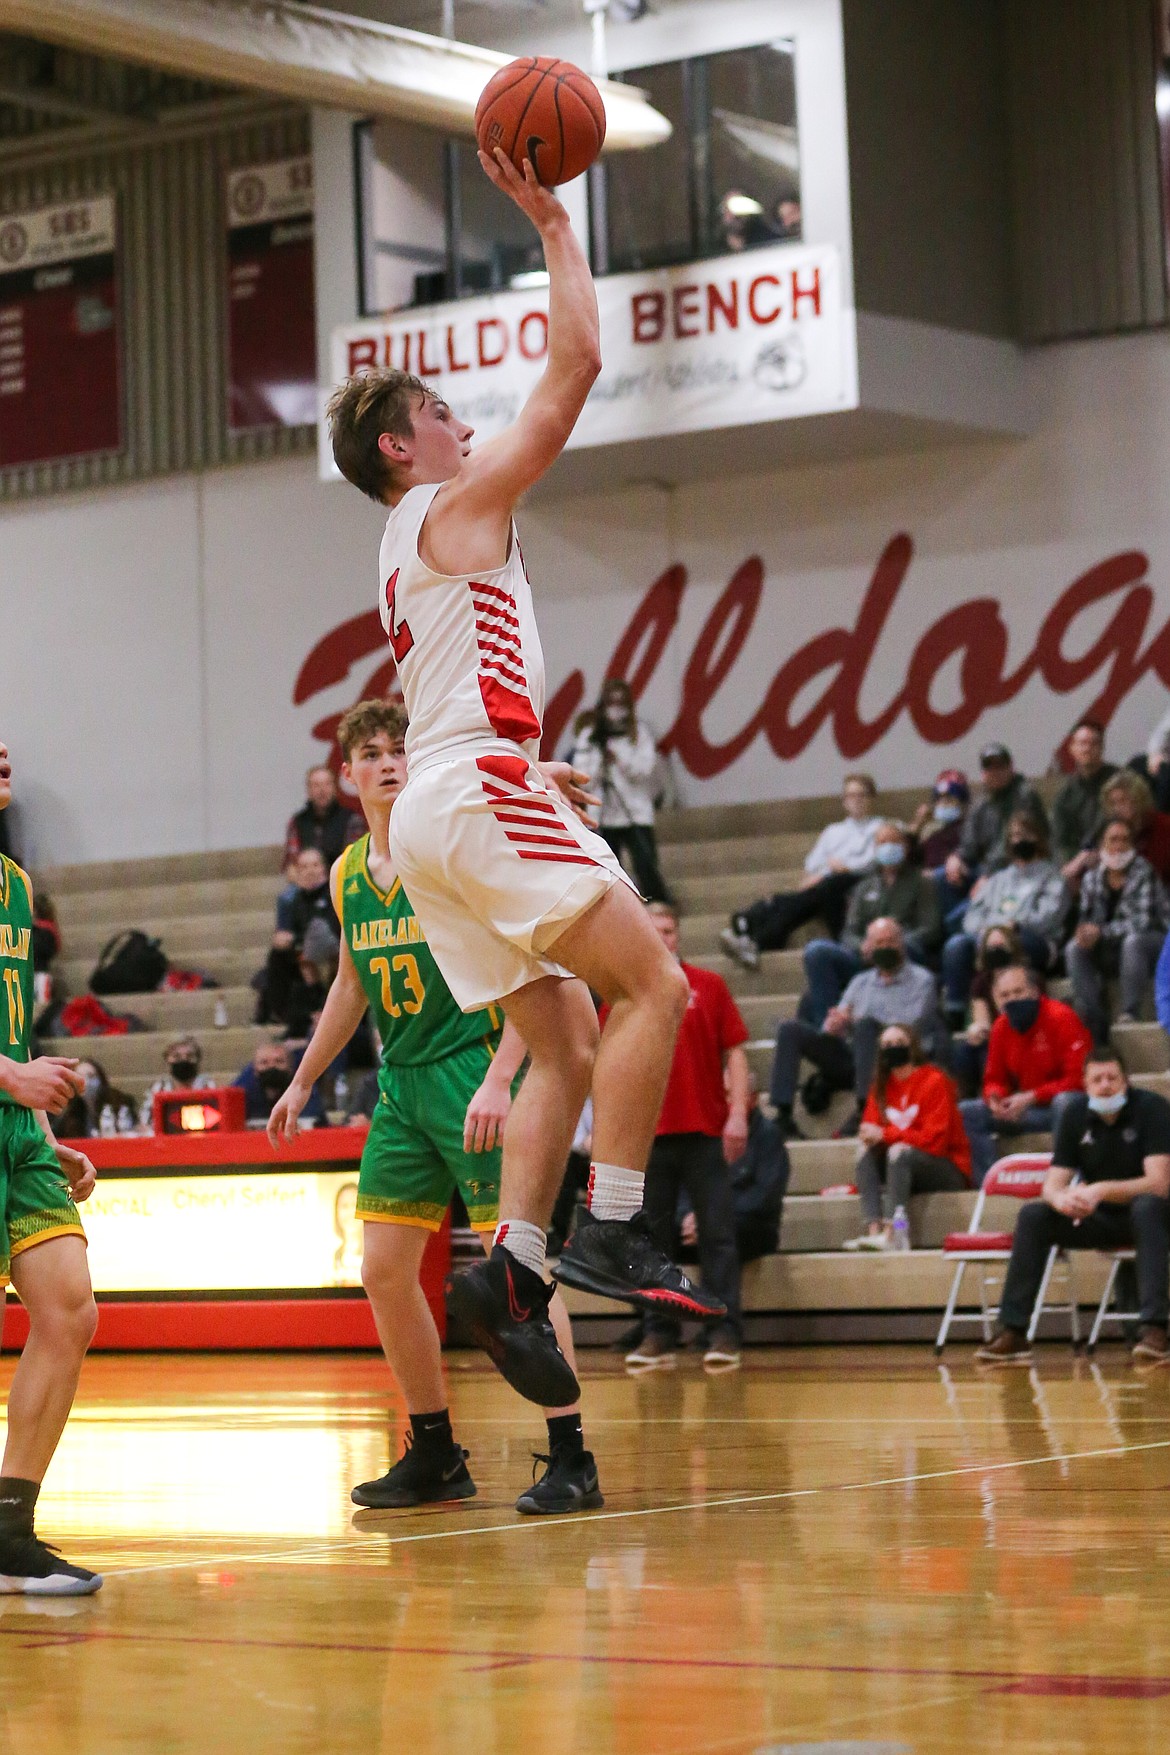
[327,146,725,1409]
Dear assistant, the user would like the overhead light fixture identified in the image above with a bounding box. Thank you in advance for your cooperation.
[509,269,550,289]
[724,193,763,217]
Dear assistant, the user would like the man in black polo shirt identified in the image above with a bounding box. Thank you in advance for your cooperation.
[977,1046,1170,1365]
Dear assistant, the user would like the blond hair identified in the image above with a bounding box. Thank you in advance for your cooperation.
[326,369,431,501]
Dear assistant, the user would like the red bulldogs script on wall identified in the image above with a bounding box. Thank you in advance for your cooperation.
[293,536,1170,783]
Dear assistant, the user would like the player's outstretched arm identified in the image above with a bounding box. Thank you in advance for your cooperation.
[446,151,600,518]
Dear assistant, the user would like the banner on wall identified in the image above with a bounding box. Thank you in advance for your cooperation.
[327,241,852,470]
[0,195,121,471]
[226,156,317,431]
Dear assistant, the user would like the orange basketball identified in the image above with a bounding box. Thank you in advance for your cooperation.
[475,56,607,187]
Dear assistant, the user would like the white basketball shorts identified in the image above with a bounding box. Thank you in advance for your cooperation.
[389,751,635,1011]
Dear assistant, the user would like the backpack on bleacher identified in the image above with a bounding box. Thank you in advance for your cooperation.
[89,929,168,995]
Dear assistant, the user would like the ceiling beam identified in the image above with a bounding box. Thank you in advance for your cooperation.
[0,74,152,127]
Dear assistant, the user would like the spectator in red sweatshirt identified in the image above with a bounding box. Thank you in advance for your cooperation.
[844,1025,970,1251]
[959,962,1088,1182]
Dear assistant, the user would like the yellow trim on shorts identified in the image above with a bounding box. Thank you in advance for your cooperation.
[9,1223,87,1258]
[359,1211,443,1232]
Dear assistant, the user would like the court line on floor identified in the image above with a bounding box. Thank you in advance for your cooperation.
[105,1433,1170,1578]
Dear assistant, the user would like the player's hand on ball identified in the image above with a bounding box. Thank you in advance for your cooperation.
[538,761,599,825]
[464,1077,512,1155]
[267,1082,307,1148]
[478,147,565,231]
[55,1143,97,1203]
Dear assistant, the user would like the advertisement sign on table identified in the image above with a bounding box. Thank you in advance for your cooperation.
[226,156,317,431]
[328,242,852,466]
[0,195,121,470]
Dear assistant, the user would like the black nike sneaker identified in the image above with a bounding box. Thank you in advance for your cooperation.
[515,1447,604,1516]
[446,1245,580,1407]
[351,1435,477,1509]
[0,1533,103,1597]
[552,1208,728,1320]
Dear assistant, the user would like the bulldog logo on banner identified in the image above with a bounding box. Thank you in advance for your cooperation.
[293,535,1170,794]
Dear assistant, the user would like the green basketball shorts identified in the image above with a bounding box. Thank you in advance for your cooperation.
[358,1040,502,1233]
[0,1105,85,1286]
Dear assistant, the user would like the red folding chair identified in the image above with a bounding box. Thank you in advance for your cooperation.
[935,1153,1080,1352]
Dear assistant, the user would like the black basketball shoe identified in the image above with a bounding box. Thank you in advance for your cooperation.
[0,1533,102,1597]
[351,1435,477,1509]
[447,1245,580,1407]
[552,1208,728,1320]
[515,1447,604,1516]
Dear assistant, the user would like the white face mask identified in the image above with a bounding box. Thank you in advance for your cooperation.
[934,801,963,824]
[1101,848,1135,872]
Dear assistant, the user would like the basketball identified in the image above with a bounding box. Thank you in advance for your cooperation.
[475,56,607,186]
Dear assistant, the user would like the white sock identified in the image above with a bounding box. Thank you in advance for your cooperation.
[493,1218,546,1276]
[586,1162,644,1222]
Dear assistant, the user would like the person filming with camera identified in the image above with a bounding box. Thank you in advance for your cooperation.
[570,678,670,902]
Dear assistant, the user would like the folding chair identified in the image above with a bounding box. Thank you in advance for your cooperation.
[935,1153,1081,1352]
[1087,1248,1139,1351]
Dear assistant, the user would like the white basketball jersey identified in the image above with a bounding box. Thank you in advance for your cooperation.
[377,483,546,771]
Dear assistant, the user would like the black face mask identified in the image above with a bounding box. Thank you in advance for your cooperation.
[259,1068,291,1099]
[870,947,902,973]
[880,1044,911,1069]
[169,1058,199,1084]
[1003,997,1040,1034]
[982,945,1013,972]
[1010,839,1038,861]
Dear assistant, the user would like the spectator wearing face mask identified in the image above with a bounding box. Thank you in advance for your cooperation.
[54,1057,137,1139]
[843,1025,970,1251]
[911,770,971,874]
[799,823,941,1026]
[1066,817,1169,1040]
[950,924,1026,1098]
[940,812,1067,1028]
[1094,770,1170,884]
[958,962,1087,1183]
[722,775,881,968]
[142,1036,217,1120]
[769,917,946,1140]
[570,679,670,903]
[977,1048,1170,1364]
[234,1040,323,1125]
[944,744,1047,895]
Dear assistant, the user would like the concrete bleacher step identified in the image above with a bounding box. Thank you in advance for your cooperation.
[659,832,817,879]
[558,1246,1113,1318]
[779,1190,1024,1252]
[53,874,281,928]
[37,844,283,894]
[670,868,803,912]
[654,787,930,844]
[78,985,259,1033]
[58,911,274,962]
[55,949,262,993]
[687,948,805,995]
[1112,1022,1170,1073]
[784,1135,1052,1192]
[42,1024,275,1079]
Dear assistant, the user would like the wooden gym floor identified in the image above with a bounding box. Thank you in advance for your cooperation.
[1,1345,1169,1755]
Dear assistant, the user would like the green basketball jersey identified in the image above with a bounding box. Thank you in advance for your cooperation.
[0,856,34,1107]
[339,834,502,1071]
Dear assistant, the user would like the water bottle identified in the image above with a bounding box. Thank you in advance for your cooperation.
[116,1104,135,1135]
[891,1205,911,1253]
[333,1071,350,1115]
[98,1104,116,1138]
[213,996,229,1029]
[139,1093,154,1133]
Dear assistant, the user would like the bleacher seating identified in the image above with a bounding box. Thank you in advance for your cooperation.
[34,781,1166,1337]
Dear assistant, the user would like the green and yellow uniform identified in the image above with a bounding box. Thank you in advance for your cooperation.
[339,835,505,1232]
[0,856,84,1285]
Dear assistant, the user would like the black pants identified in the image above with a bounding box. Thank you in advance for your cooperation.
[769,1015,886,1108]
[549,1150,590,1251]
[737,870,858,952]
[641,1133,742,1341]
[1000,1195,1170,1331]
[601,825,670,903]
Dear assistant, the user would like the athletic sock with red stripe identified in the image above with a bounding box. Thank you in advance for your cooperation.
[586,1161,643,1222]
[493,1217,546,1276]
